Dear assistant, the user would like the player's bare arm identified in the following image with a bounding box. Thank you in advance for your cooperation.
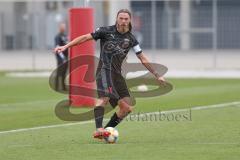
[137,52,166,84]
[54,33,93,53]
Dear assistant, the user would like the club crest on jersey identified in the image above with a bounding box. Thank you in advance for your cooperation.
[121,39,130,49]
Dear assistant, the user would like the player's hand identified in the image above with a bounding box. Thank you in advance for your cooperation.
[157,76,167,86]
[54,45,67,54]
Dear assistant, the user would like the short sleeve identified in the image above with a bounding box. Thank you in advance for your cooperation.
[91,27,106,41]
[132,36,142,55]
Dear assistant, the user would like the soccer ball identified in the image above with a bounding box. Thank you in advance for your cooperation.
[104,127,119,144]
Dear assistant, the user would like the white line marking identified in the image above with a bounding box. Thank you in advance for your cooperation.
[5,71,51,78]
[0,101,239,135]
[0,121,94,135]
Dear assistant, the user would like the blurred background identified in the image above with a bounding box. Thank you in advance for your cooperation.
[0,0,239,77]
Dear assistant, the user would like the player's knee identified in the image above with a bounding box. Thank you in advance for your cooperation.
[97,97,110,106]
[121,105,133,114]
[102,98,109,106]
[127,106,133,113]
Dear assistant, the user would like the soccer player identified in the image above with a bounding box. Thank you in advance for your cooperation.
[54,9,166,139]
[54,23,68,91]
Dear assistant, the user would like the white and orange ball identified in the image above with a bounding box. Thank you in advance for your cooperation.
[104,127,119,144]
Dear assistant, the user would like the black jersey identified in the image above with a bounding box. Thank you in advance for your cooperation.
[91,25,142,74]
[55,33,69,57]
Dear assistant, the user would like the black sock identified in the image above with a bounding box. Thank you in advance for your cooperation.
[104,112,123,128]
[94,106,104,129]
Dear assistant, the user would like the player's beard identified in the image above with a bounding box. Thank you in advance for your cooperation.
[117,23,129,33]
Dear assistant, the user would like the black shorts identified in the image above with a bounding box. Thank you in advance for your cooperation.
[96,69,130,107]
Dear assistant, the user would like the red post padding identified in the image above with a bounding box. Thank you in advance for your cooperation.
[69,8,95,107]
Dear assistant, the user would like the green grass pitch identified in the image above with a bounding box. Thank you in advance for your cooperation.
[0,74,239,160]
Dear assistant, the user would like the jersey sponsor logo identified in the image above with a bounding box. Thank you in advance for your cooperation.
[103,41,117,53]
[103,41,127,55]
